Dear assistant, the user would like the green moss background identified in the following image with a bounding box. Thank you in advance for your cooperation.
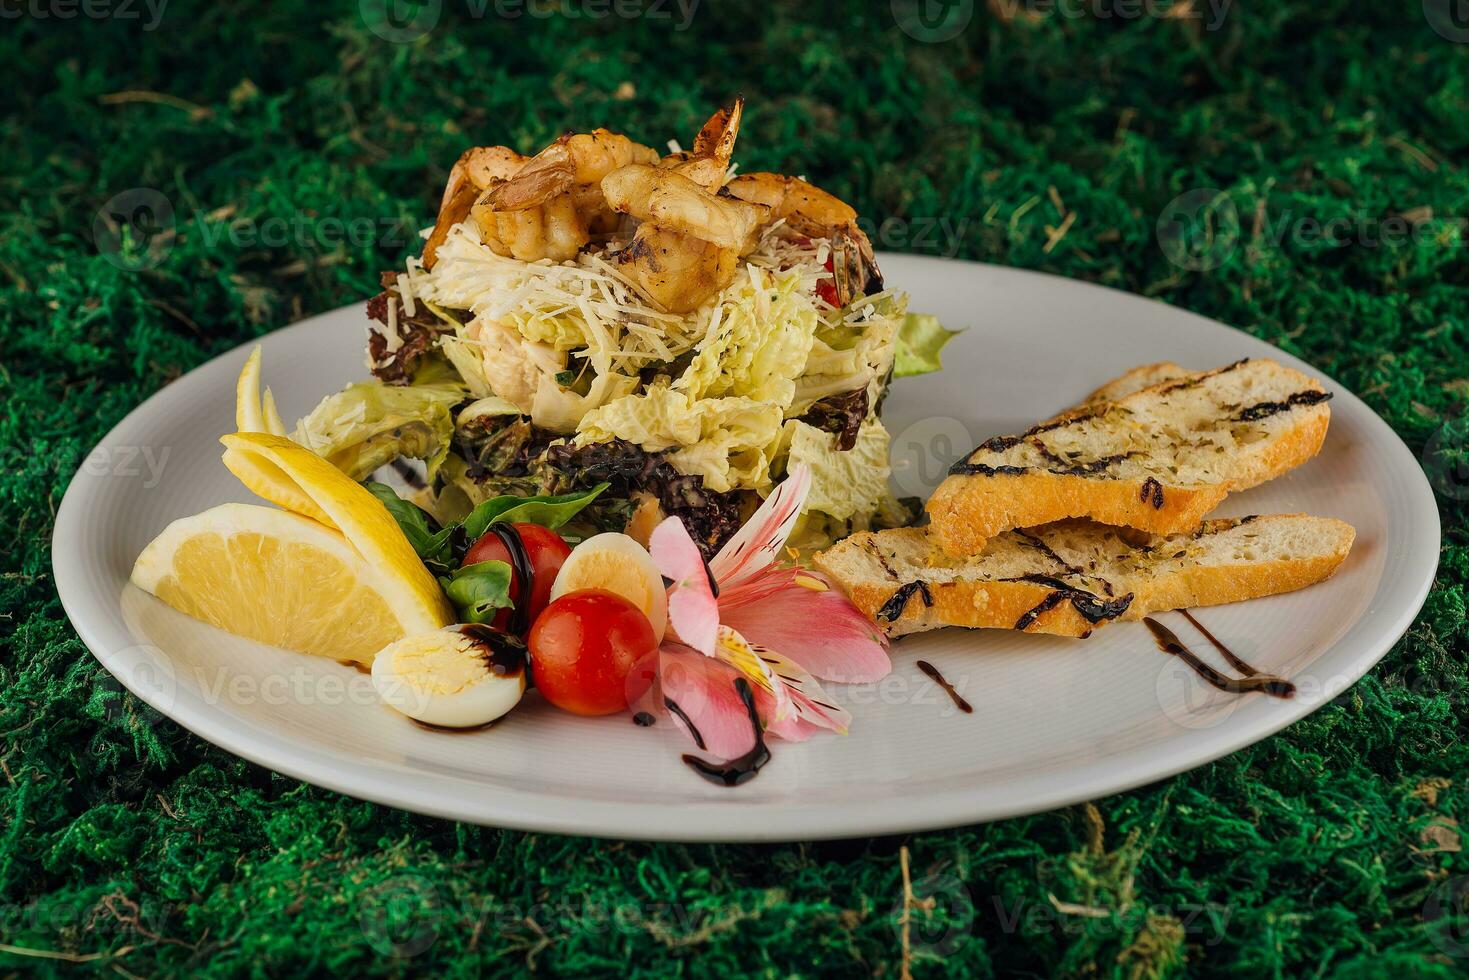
[3,0,1468,975]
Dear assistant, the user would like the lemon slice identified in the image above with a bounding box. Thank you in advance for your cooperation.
[131,503,427,664]
[216,431,453,632]
[227,350,331,522]
[235,346,290,436]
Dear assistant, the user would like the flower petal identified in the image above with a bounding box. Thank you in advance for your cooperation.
[709,464,812,588]
[719,571,892,684]
[658,643,756,758]
[650,517,719,656]
[750,647,852,740]
[712,625,791,723]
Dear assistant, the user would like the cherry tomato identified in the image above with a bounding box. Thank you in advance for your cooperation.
[528,590,657,716]
[815,254,839,306]
[463,522,571,632]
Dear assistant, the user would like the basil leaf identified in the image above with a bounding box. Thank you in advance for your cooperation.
[461,482,610,540]
[443,560,514,625]
[365,482,442,556]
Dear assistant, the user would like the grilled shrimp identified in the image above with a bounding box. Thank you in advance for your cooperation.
[602,163,768,313]
[424,146,528,267]
[469,129,659,262]
[726,172,882,301]
[602,165,766,252]
[616,224,740,313]
[661,97,743,192]
[724,172,858,231]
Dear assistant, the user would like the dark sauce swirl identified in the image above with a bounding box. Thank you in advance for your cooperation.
[681,679,771,787]
[458,623,527,677]
[916,660,973,714]
[485,523,535,635]
[878,581,934,622]
[1233,389,1332,423]
[1145,616,1295,698]
[1012,582,1133,631]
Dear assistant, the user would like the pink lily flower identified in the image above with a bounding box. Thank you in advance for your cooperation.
[645,464,892,758]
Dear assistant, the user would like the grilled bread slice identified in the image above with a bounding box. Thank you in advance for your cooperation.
[814,514,1355,638]
[928,358,1332,557]
[1080,361,1190,406]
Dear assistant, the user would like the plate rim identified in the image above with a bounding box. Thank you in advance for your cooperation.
[52,255,1443,841]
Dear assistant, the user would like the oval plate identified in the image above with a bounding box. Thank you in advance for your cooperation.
[52,256,1441,841]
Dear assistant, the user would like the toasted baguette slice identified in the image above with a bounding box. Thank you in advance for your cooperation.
[928,359,1332,556]
[815,515,1354,638]
[1080,362,1190,406]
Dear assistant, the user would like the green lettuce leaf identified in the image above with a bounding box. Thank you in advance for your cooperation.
[784,415,892,522]
[674,266,817,406]
[576,383,784,493]
[443,561,514,624]
[893,313,960,379]
[295,375,466,482]
[363,481,457,573]
[460,483,610,540]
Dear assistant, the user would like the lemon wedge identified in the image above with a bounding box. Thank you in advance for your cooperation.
[235,345,290,436]
[130,503,433,664]
[225,351,335,523]
[215,431,453,631]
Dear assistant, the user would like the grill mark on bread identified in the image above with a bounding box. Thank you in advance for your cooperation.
[1233,389,1332,422]
[877,581,933,622]
[949,461,1028,477]
[861,540,901,580]
[1014,530,1084,577]
[1154,357,1250,394]
[953,448,1130,479]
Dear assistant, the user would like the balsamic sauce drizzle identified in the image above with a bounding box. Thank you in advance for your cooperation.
[663,697,707,749]
[486,523,535,635]
[948,460,1027,477]
[916,660,973,714]
[1145,616,1295,698]
[390,458,428,490]
[1013,585,1133,631]
[1140,477,1165,509]
[681,679,771,787]
[1232,389,1332,423]
[877,580,933,622]
[633,712,656,727]
[459,623,528,677]
[702,556,721,597]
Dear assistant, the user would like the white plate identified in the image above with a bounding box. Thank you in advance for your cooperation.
[52,256,1441,841]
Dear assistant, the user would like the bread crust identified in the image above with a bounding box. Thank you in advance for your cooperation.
[928,361,1332,557]
[815,516,1356,639]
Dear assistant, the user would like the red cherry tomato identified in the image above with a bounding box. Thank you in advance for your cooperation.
[528,590,657,716]
[463,522,571,632]
[816,254,838,306]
